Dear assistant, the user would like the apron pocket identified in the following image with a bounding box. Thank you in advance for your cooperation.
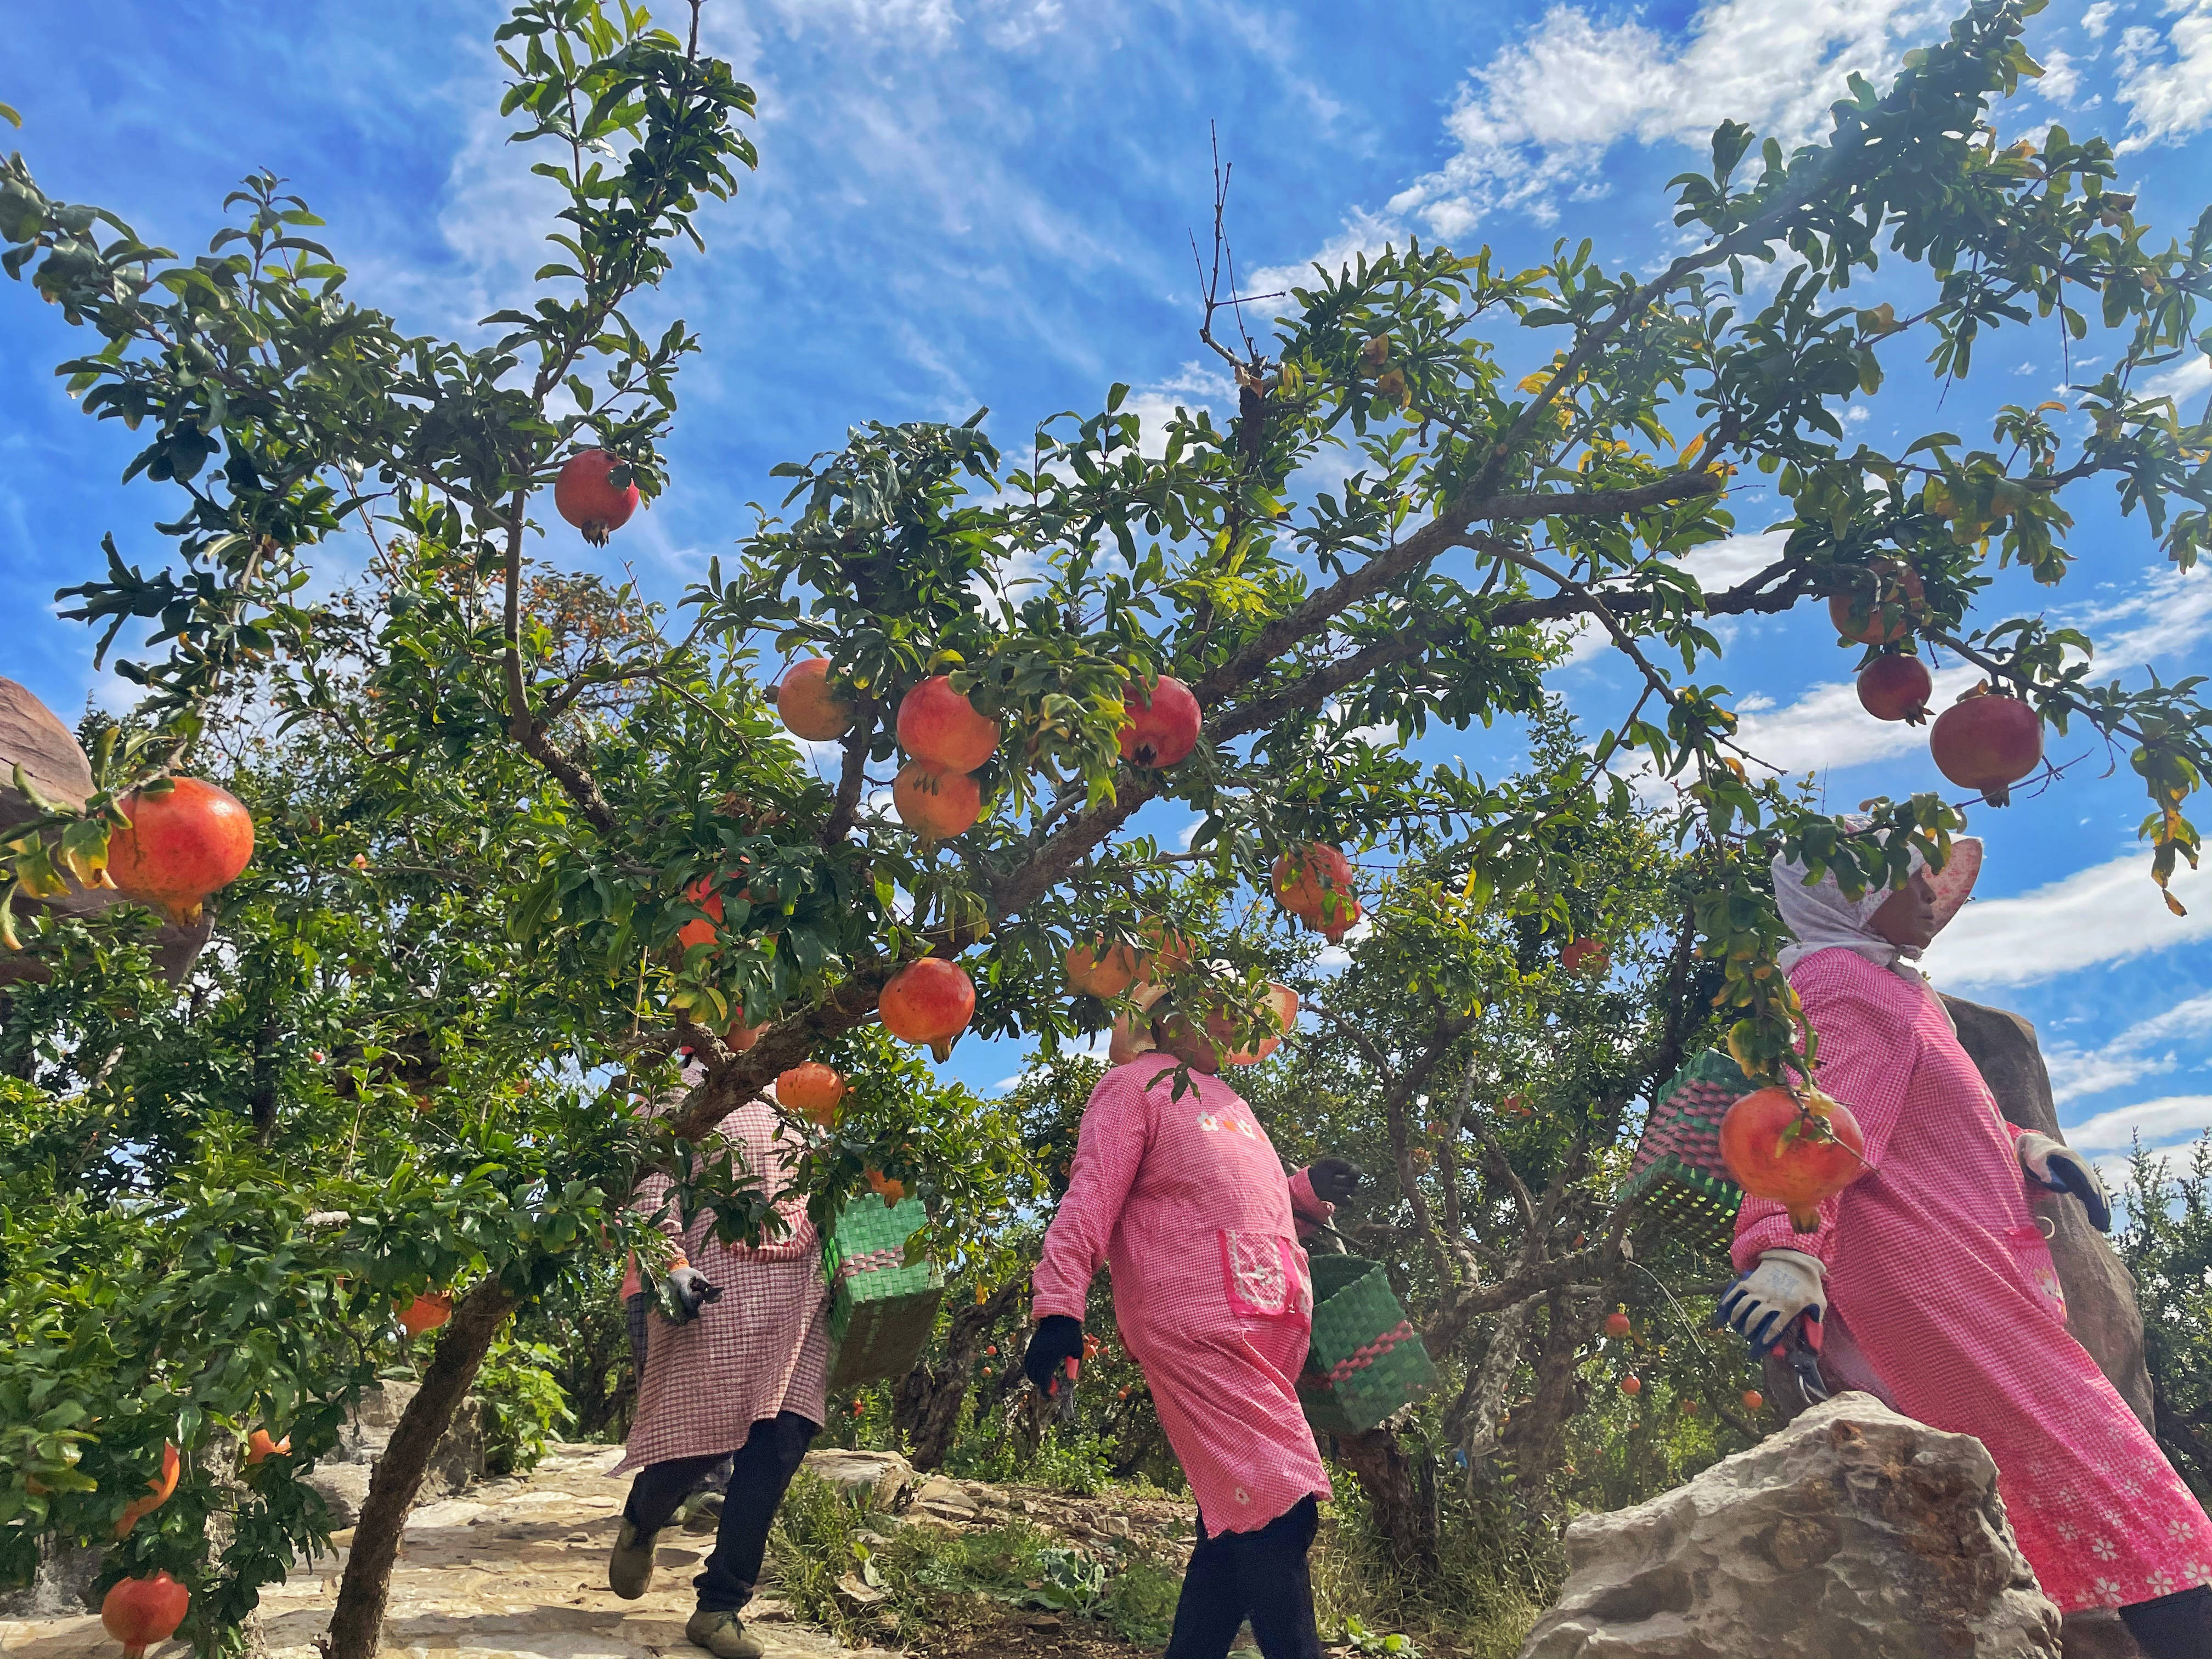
[1222,1230,1305,1318]
[2004,1224,2068,1324]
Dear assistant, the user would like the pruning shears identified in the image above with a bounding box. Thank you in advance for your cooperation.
[1051,1356,1079,1426]
[1770,1311,1828,1410]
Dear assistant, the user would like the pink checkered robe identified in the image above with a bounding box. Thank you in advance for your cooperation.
[1033,1055,1335,1534]
[1735,949,2212,1611]
[615,1097,830,1473]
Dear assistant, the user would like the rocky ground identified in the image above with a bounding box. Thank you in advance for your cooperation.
[0,1445,1203,1659]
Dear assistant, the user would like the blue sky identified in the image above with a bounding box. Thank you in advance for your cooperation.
[4,0,2211,1181]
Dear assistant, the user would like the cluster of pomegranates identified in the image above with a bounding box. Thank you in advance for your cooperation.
[1834,563,2045,805]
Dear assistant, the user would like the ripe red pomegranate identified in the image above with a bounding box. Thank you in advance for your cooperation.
[1138,922,1196,983]
[1271,843,1355,924]
[553,449,639,545]
[1065,939,1141,998]
[1320,896,1363,945]
[1621,1374,1643,1397]
[1117,676,1202,768]
[777,1062,845,1126]
[897,676,999,771]
[107,778,255,924]
[1604,1310,1632,1339]
[101,1571,190,1659]
[397,1291,453,1338]
[114,1442,180,1539]
[726,1015,767,1053]
[1561,937,1610,977]
[1154,1009,1223,1075]
[878,957,977,1059]
[244,1429,290,1468]
[1827,563,1924,646]
[1223,982,1300,1065]
[1929,687,2043,805]
[678,878,724,951]
[893,759,983,841]
[777,659,855,742]
[1856,653,1933,724]
[864,1166,907,1205]
[1742,1389,1765,1412]
[1719,1085,1869,1231]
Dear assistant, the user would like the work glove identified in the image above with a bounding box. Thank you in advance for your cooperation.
[1308,1157,1365,1206]
[2019,1132,2112,1233]
[658,1264,724,1326]
[1718,1249,1826,1352]
[1022,1314,1085,1394]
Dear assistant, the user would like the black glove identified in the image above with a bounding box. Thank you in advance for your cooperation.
[1022,1314,1085,1393]
[659,1264,724,1325]
[2021,1133,2112,1233]
[1309,1157,1364,1206]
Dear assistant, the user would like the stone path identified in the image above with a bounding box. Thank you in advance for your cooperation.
[0,1445,862,1659]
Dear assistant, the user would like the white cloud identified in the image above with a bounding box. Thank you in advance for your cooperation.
[2065,1093,2212,1153]
[1918,852,2212,987]
[2145,353,2212,413]
[2044,988,2212,1102]
[2038,47,2083,105]
[1387,0,1942,240]
[2083,1,2117,36]
[1679,528,1791,594]
[2114,2,2212,149]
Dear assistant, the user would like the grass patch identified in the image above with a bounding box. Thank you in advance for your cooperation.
[766,1470,1184,1649]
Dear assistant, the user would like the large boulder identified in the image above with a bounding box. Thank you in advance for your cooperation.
[1519,1395,2061,1658]
[1944,995,2155,1432]
[303,1379,486,1528]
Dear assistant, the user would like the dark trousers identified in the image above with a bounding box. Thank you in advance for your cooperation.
[623,1412,817,1614]
[2123,1584,2212,1658]
[1164,1494,1323,1659]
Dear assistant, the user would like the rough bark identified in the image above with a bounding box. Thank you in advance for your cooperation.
[322,1279,517,1659]
[1335,1428,1439,1573]
[1944,994,2156,1432]
[892,1277,1024,1470]
[1507,1288,1601,1491]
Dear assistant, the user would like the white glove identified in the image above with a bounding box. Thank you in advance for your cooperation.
[1718,1249,1826,1351]
[2019,1132,2111,1233]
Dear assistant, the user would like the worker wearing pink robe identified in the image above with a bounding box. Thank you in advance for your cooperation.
[1730,834,2212,1652]
[1031,1051,1352,1659]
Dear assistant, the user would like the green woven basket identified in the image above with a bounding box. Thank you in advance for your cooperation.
[822,1194,945,1393]
[1301,1254,1435,1435]
[1622,1047,1751,1251]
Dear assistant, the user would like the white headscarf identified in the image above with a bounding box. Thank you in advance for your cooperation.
[1771,820,1982,1007]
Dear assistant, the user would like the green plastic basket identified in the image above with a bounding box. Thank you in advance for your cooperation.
[1622,1047,1750,1251]
[1301,1254,1435,1435]
[822,1194,945,1393]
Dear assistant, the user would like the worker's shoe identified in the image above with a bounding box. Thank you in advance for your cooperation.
[679,1490,723,1533]
[684,1608,765,1659]
[608,1518,657,1599]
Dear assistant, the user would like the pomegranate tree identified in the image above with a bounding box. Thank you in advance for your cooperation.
[106,777,255,924]
[1930,686,2043,805]
[776,658,855,742]
[1856,652,1933,723]
[1719,1085,1869,1231]
[878,957,977,1059]
[893,760,983,841]
[896,675,998,771]
[552,449,639,545]
[101,1571,190,1659]
[1117,675,1202,768]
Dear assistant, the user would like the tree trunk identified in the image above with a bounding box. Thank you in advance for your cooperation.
[1336,1427,1438,1573]
[323,1279,516,1659]
[1506,1288,1599,1492]
[893,1278,1024,1470]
